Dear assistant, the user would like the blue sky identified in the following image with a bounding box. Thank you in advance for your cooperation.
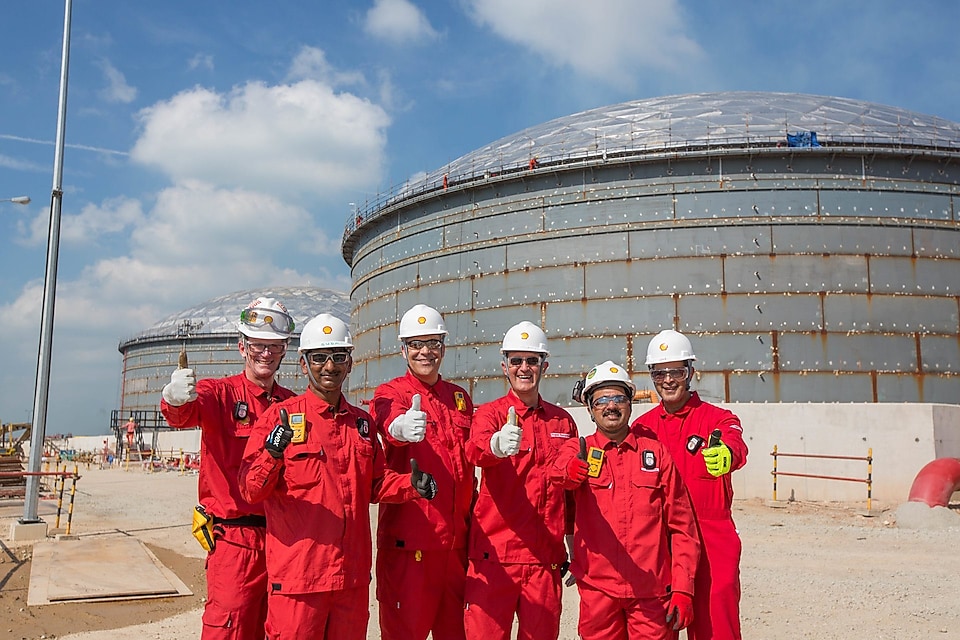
[2,0,959,435]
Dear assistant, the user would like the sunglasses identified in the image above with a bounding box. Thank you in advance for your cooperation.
[306,351,351,365]
[244,341,287,356]
[240,308,296,334]
[405,339,443,351]
[507,356,543,367]
[591,394,630,408]
[650,367,689,382]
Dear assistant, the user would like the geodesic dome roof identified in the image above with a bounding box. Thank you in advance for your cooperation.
[421,90,960,186]
[127,286,350,342]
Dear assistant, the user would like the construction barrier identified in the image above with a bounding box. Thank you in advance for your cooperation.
[0,467,81,534]
[771,445,874,510]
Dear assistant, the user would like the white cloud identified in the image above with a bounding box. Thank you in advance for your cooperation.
[364,0,439,45]
[187,53,215,72]
[464,0,703,87]
[20,196,145,246]
[287,46,366,87]
[130,79,391,201]
[0,179,349,435]
[98,59,138,104]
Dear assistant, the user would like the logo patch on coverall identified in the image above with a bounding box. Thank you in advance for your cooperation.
[686,435,706,455]
[454,391,466,411]
[642,450,658,471]
[356,417,370,439]
[233,401,249,423]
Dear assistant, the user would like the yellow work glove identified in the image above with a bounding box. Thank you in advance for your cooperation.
[702,441,732,477]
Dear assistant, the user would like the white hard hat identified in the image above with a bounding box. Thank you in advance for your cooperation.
[398,304,448,340]
[298,314,352,351]
[501,321,549,355]
[238,297,295,340]
[645,329,697,366]
[581,360,636,403]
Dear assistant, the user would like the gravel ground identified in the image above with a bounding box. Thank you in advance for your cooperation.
[2,465,958,640]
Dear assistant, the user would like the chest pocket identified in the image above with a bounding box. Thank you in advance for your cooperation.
[450,414,471,450]
[283,442,326,492]
[630,473,664,516]
[354,435,375,461]
[231,420,256,440]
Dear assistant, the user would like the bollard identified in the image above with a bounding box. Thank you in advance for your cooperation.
[55,463,66,529]
[65,465,79,535]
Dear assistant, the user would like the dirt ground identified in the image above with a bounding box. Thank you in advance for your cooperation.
[1,465,958,640]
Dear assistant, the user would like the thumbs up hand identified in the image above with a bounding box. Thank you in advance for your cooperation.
[490,406,522,458]
[265,409,294,459]
[162,368,197,406]
[388,394,427,443]
[410,458,438,500]
[565,437,590,484]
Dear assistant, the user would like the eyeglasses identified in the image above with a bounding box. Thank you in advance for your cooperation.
[591,394,630,408]
[306,351,351,365]
[650,367,689,382]
[405,339,443,351]
[507,356,543,367]
[244,341,287,356]
[240,308,296,334]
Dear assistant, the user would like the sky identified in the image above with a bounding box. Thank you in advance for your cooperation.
[2,0,960,436]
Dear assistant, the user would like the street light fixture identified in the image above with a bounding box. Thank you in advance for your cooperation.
[0,196,31,205]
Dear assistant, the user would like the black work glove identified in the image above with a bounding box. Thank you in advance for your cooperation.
[410,458,438,500]
[265,409,293,459]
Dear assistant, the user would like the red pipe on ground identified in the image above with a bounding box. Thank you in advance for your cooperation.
[907,458,960,508]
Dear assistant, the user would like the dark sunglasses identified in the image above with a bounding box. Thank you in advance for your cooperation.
[507,355,543,367]
[405,339,443,351]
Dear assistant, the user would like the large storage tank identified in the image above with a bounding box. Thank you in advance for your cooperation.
[341,91,960,408]
[116,286,350,424]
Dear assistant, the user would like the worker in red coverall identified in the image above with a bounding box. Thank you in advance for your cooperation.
[632,330,748,640]
[160,296,296,639]
[553,360,700,640]
[238,314,437,639]
[464,321,577,640]
[371,303,474,640]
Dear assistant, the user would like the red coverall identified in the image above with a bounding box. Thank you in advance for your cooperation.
[463,392,577,640]
[551,429,700,640]
[161,373,293,640]
[238,392,420,639]
[371,371,474,640]
[633,392,748,640]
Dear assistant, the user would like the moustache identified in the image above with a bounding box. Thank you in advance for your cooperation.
[602,408,622,419]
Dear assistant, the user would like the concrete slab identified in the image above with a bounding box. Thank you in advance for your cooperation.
[27,536,192,606]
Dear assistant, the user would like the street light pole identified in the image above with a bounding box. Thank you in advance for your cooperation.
[21,0,73,526]
[0,196,31,205]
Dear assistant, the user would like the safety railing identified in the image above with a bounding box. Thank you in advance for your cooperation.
[770,445,874,510]
[0,466,81,534]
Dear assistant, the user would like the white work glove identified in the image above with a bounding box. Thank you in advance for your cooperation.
[388,394,427,443]
[162,368,197,406]
[490,406,522,458]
